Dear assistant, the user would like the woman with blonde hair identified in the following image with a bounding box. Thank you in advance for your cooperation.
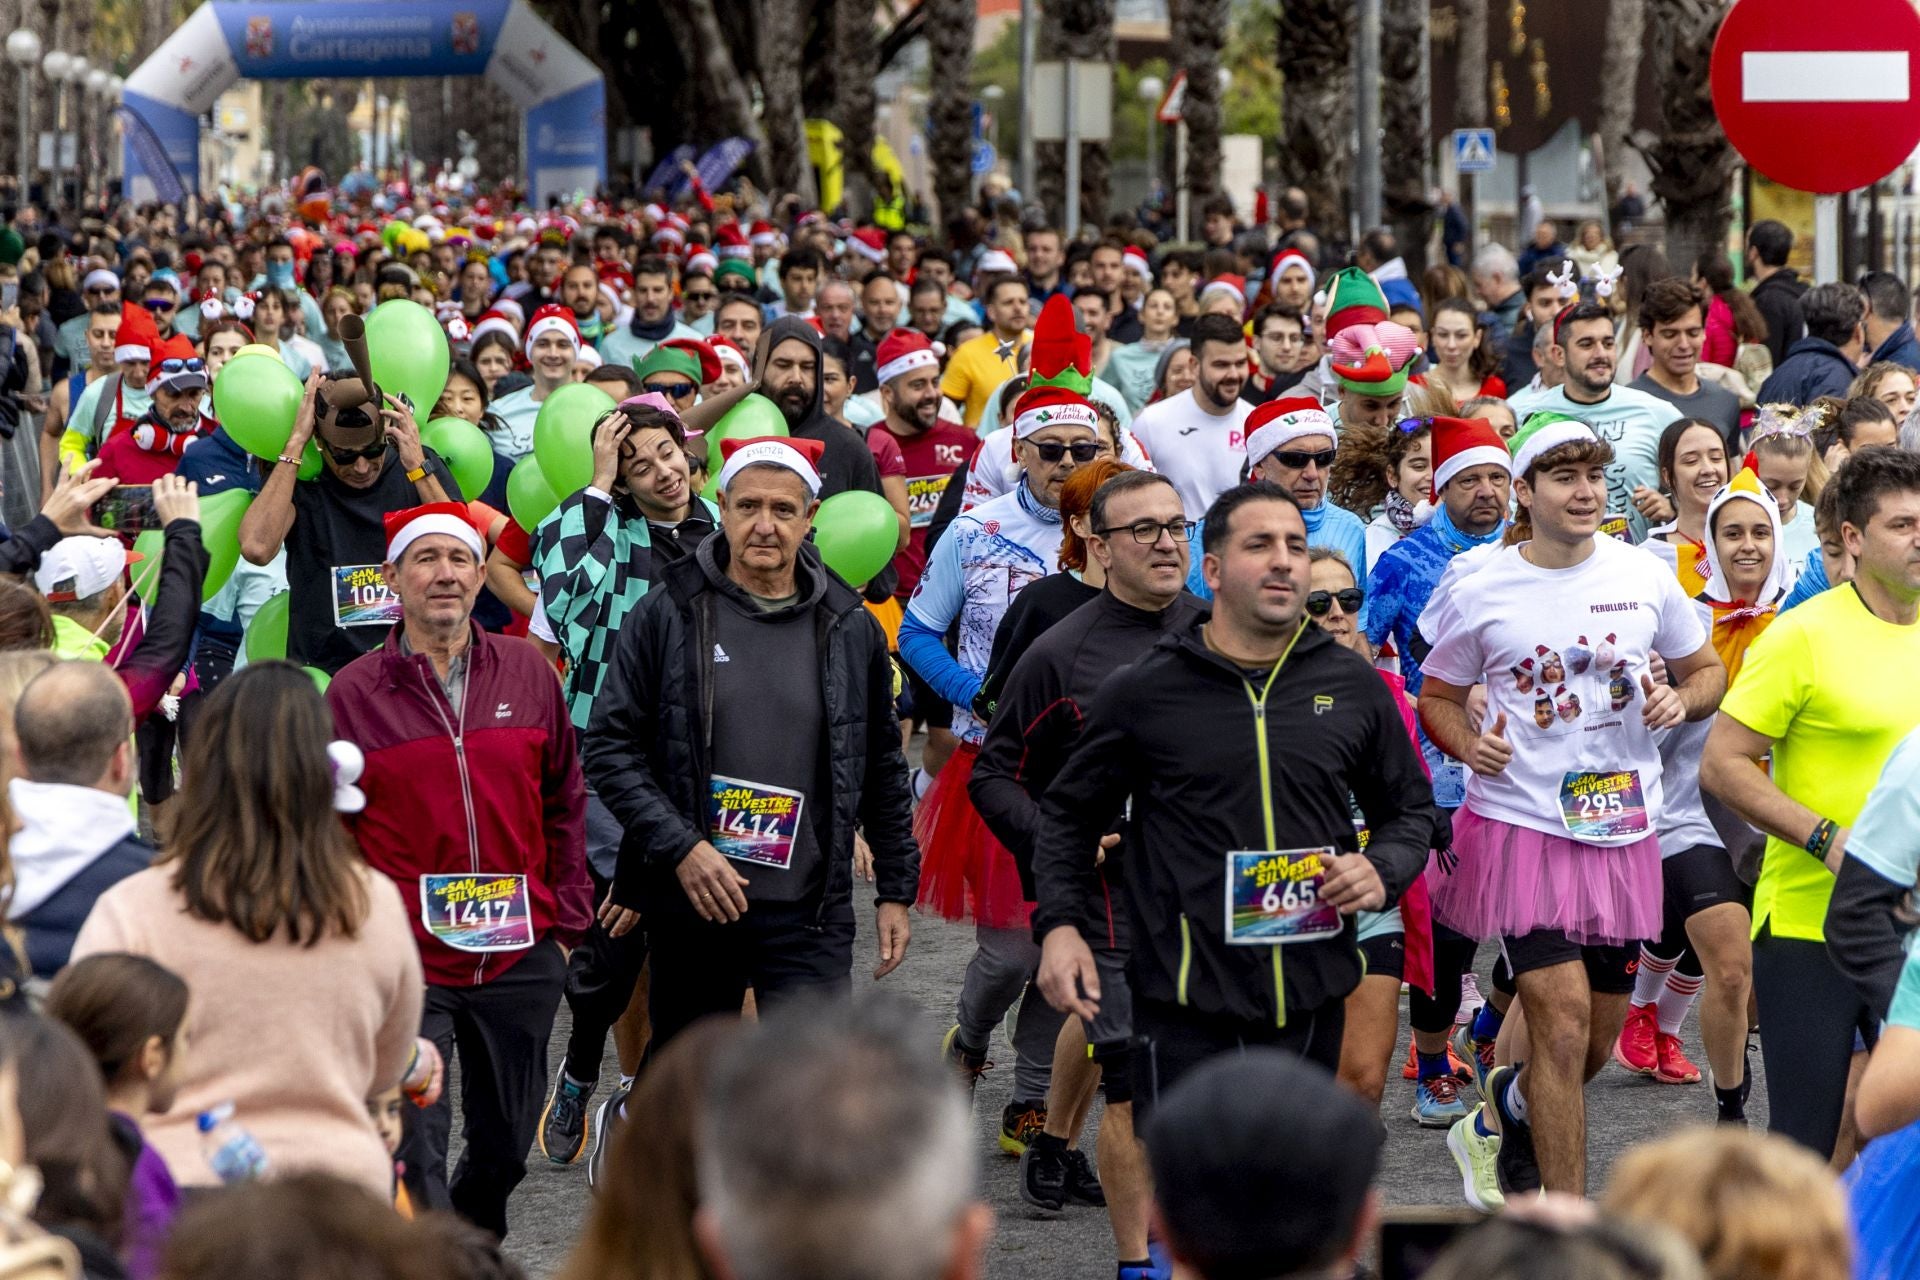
[1849,360,1918,422]
[1602,1127,1850,1280]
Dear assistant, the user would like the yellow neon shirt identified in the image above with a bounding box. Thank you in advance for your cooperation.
[1720,584,1920,941]
[940,330,1029,429]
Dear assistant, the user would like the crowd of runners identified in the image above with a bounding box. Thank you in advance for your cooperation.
[0,175,1911,1280]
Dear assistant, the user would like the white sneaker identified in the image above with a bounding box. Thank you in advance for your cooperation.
[1456,972,1485,1025]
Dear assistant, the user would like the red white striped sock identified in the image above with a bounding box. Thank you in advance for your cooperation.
[1656,971,1704,1036]
[1632,946,1678,1008]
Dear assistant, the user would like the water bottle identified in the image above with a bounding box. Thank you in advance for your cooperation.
[198,1103,269,1183]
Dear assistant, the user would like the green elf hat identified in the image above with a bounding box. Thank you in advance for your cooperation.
[1508,411,1598,476]
[1024,293,1092,397]
[714,258,759,290]
[1329,320,1421,399]
[633,345,703,385]
[1320,266,1389,344]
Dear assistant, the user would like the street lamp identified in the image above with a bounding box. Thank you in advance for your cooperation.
[84,68,107,208]
[41,49,68,209]
[63,55,88,211]
[5,30,38,205]
[1137,74,1164,200]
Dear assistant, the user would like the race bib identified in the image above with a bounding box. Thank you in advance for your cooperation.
[1558,770,1649,840]
[1598,514,1632,542]
[710,775,806,870]
[1224,848,1344,946]
[419,874,535,952]
[335,564,403,627]
[906,473,951,529]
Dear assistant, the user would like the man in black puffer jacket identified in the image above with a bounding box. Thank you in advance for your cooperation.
[584,436,918,1052]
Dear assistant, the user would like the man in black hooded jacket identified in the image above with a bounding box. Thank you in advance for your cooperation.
[755,316,887,501]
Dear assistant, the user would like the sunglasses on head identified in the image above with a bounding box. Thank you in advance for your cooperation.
[1306,588,1364,616]
[1272,447,1336,470]
[157,357,204,374]
[1026,440,1103,463]
[642,380,697,399]
[1394,416,1432,434]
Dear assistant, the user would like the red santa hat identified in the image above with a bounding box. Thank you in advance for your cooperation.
[875,328,939,385]
[716,223,753,260]
[1199,274,1248,310]
[115,302,159,366]
[716,435,827,497]
[523,303,582,359]
[685,246,718,277]
[383,502,484,563]
[711,335,749,377]
[847,226,888,264]
[1010,385,1100,444]
[1427,415,1514,502]
[661,337,723,386]
[1122,245,1153,281]
[470,308,520,347]
[749,220,779,247]
[1269,247,1316,288]
[1245,396,1336,466]
[976,248,1020,277]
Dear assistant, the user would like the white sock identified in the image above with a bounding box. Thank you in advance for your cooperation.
[618,1073,635,1091]
[1632,946,1678,1008]
[911,767,934,802]
[1655,971,1703,1037]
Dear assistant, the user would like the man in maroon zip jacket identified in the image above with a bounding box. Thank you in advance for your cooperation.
[328,501,590,1240]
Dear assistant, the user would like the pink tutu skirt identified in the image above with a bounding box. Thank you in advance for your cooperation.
[1427,808,1662,946]
[913,744,1034,930]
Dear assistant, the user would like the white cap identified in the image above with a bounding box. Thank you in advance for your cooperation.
[82,268,119,293]
[716,439,823,498]
[33,535,136,602]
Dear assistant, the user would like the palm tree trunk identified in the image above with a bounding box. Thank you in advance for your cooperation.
[1275,0,1354,238]
[1381,0,1432,270]
[1173,0,1227,215]
[1597,0,1646,209]
[1034,0,1116,229]
[1639,0,1735,272]
[831,0,878,220]
[658,0,768,187]
[924,0,975,233]
[1455,0,1487,124]
[758,0,817,206]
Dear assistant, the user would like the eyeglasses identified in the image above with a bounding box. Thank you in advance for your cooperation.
[323,439,387,465]
[1025,440,1104,463]
[1270,448,1336,471]
[683,291,718,304]
[642,381,697,399]
[156,357,205,374]
[143,298,176,312]
[1095,518,1197,544]
[1305,587,1365,616]
[85,285,116,296]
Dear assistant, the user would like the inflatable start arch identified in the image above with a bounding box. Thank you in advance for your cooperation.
[121,0,606,207]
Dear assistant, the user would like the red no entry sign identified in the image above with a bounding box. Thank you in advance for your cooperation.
[1711,0,1920,193]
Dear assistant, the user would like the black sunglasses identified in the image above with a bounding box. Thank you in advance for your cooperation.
[1305,587,1364,616]
[642,380,697,399]
[1271,447,1336,470]
[324,439,387,465]
[683,290,719,303]
[1026,440,1104,463]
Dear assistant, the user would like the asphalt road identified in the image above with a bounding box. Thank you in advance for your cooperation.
[495,898,1765,1279]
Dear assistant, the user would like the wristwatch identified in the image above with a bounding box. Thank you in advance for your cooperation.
[405,463,428,483]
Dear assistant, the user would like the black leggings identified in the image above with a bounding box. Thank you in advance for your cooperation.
[1751,925,1877,1158]
[1411,924,1483,1035]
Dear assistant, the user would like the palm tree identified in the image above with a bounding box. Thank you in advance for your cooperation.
[831,0,879,220]
[656,0,768,185]
[759,0,817,205]
[1173,0,1227,217]
[1639,0,1734,272]
[1381,0,1431,270]
[923,0,974,232]
[1037,0,1117,229]
[1274,0,1353,238]
[1596,0,1646,210]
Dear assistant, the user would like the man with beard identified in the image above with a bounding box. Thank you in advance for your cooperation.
[96,343,213,484]
[1509,302,1681,541]
[1129,313,1253,519]
[1089,241,1141,343]
[598,256,701,370]
[755,317,887,502]
[848,273,903,393]
[559,262,607,347]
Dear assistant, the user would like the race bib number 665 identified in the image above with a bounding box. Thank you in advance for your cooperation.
[1224,848,1344,945]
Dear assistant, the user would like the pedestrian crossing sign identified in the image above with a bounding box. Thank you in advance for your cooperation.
[1454,129,1496,174]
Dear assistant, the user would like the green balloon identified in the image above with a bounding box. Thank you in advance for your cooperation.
[422,417,495,502]
[246,592,291,663]
[297,439,324,481]
[704,393,789,478]
[506,454,561,533]
[214,354,305,461]
[197,488,254,602]
[303,665,332,694]
[812,491,899,587]
[532,383,618,500]
[364,299,451,420]
[129,528,166,600]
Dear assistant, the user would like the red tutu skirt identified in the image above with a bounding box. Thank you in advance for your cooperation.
[913,743,1034,929]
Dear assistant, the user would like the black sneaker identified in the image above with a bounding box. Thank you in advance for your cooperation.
[1062,1148,1106,1207]
[538,1066,593,1165]
[1486,1065,1540,1195]
[1019,1143,1067,1214]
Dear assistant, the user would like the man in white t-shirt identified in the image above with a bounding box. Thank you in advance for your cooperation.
[1129,313,1252,518]
[1416,415,1724,1209]
[1507,302,1682,541]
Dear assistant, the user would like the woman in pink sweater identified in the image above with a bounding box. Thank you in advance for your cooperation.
[74,664,424,1194]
